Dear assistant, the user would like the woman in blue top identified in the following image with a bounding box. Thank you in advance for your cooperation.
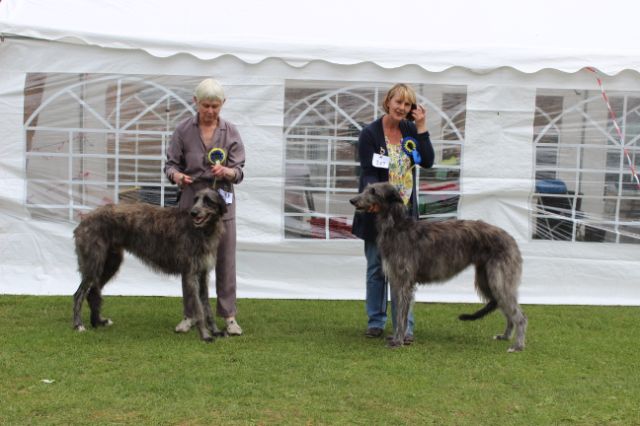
[351,83,435,343]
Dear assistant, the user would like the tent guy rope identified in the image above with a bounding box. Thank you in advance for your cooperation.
[586,66,640,190]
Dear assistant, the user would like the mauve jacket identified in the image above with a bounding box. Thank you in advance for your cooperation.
[351,117,435,242]
[165,115,245,221]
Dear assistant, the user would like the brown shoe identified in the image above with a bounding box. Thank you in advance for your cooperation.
[365,327,384,338]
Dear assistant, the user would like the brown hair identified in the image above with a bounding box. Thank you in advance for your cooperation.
[382,83,417,113]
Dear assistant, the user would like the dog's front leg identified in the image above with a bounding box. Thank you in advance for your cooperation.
[198,270,222,336]
[183,273,213,342]
[389,282,411,348]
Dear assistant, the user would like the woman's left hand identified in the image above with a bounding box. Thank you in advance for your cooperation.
[414,104,428,133]
[211,164,235,181]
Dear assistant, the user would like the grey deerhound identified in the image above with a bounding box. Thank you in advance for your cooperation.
[350,182,527,352]
[72,188,227,342]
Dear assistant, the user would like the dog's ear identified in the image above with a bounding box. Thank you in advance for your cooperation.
[378,182,403,204]
[214,190,228,216]
[384,185,403,204]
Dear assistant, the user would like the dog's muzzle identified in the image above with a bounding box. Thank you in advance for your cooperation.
[190,209,209,227]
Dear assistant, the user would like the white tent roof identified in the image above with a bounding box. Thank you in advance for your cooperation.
[1,0,640,74]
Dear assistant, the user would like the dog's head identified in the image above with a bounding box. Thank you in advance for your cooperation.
[190,188,227,227]
[350,182,403,213]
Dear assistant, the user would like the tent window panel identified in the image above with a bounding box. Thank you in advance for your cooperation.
[114,159,164,184]
[532,89,640,244]
[334,139,358,162]
[619,224,640,244]
[72,184,116,208]
[285,139,329,161]
[441,93,466,140]
[331,165,359,190]
[418,193,460,217]
[284,189,324,214]
[26,130,68,154]
[29,207,71,222]
[285,164,324,188]
[431,143,461,166]
[68,132,112,155]
[117,134,164,156]
[284,215,353,240]
[534,95,564,128]
[117,185,179,207]
[23,72,200,221]
[26,155,69,181]
[609,97,640,145]
[418,168,460,220]
[536,147,558,167]
[26,180,70,206]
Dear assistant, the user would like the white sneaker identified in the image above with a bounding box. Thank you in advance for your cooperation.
[225,319,243,336]
[175,317,196,333]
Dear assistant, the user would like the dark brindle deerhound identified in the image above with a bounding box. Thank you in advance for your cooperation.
[72,188,227,342]
[350,182,527,352]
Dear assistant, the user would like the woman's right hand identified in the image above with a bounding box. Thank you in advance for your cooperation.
[175,172,193,187]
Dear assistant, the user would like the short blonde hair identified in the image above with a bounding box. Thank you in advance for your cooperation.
[382,83,417,113]
[194,78,225,102]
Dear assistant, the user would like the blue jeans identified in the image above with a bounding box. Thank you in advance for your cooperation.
[364,240,414,335]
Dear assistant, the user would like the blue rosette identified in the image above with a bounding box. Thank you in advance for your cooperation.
[207,147,227,165]
[401,136,421,164]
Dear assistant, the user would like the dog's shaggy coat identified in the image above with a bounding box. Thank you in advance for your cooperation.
[350,182,527,352]
[72,188,227,342]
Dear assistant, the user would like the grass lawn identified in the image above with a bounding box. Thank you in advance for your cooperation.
[0,295,638,425]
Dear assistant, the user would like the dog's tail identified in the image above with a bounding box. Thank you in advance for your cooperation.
[458,300,498,321]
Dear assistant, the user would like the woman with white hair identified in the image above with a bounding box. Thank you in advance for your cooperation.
[165,78,245,336]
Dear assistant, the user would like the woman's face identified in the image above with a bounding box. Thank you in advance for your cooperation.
[386,94,413,122]
[196,98,224,126]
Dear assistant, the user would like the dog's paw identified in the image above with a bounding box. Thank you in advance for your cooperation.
[199,329,215,343]
[507,346,524,353]
[386,339,404,349]
[493,334,509,341]
[75,325,86,332]
[91,318,114,328]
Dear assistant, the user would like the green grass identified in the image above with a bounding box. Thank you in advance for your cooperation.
[0,296,638,425]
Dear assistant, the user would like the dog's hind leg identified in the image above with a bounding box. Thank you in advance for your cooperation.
[493,287,527,351]
[503,303,527,352]
[88,249,122,328]
[494,311,514,341]
[488,261,527,352]
[73,279,93,331]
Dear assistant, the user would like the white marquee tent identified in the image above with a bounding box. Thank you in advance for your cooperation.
[1,0,639,305]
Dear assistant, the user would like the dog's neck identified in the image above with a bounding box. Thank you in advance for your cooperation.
[376,202,413,236]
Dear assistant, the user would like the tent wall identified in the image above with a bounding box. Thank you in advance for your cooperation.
[0,38,639,305]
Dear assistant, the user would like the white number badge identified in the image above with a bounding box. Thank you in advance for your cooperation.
[218,188,234,205]
[372,152,390,169]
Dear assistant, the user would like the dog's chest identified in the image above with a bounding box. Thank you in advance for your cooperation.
[200,239,220,270]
